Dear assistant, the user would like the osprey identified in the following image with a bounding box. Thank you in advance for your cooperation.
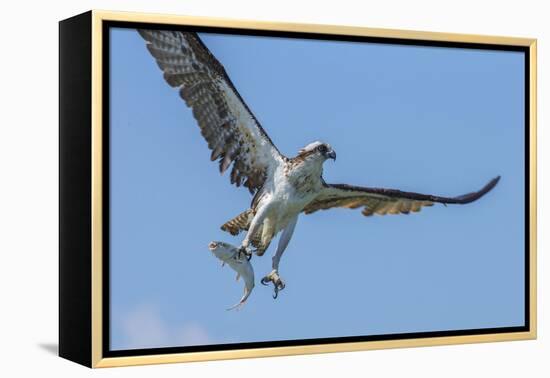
[139,30,500,298]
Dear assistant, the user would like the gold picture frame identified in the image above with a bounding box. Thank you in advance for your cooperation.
[59,9,537,368]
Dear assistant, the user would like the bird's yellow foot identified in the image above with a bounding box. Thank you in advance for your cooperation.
[261,270,285,298]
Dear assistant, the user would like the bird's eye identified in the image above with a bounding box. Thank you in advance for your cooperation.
[318,145,328,153]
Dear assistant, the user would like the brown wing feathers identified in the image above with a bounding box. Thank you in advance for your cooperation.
[139,29,283,193]
[330,176,500,205]
[304,176,500,217]
[139,29,501,221]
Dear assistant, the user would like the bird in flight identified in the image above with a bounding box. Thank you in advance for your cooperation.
[139,29,500,299]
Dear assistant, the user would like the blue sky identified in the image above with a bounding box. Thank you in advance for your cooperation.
[109,27,525,350]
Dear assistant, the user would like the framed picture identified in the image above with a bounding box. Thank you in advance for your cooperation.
[59,10,537,368]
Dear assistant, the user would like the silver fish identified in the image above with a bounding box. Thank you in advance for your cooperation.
[208,241,255,310]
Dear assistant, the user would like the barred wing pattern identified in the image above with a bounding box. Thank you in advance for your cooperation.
[303,176,501,216]
[139,29,285,193]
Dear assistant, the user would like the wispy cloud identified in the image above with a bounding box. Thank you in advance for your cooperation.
[177,322,212,345]
[118,303,212,349]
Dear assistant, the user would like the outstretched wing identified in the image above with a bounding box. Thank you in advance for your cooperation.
[139,29,285,193]
[303,176,500,216]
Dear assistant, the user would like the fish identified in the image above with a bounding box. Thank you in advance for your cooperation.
[208,241,255,310]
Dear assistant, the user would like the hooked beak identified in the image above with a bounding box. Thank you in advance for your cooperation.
[327,150,336,161]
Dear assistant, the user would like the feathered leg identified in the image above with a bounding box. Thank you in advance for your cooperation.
[261,215,298,298]
[239,204,270,258]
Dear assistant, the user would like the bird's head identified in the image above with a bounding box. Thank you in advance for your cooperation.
[297,141,336,163]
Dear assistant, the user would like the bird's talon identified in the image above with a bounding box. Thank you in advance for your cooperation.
[261,271,285,299]
[237,246,252,260]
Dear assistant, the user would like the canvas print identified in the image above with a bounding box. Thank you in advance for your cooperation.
[108,26,526,351]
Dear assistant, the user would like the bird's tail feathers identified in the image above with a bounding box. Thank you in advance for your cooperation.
[220,209,270,254]
[221,209,254,235]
